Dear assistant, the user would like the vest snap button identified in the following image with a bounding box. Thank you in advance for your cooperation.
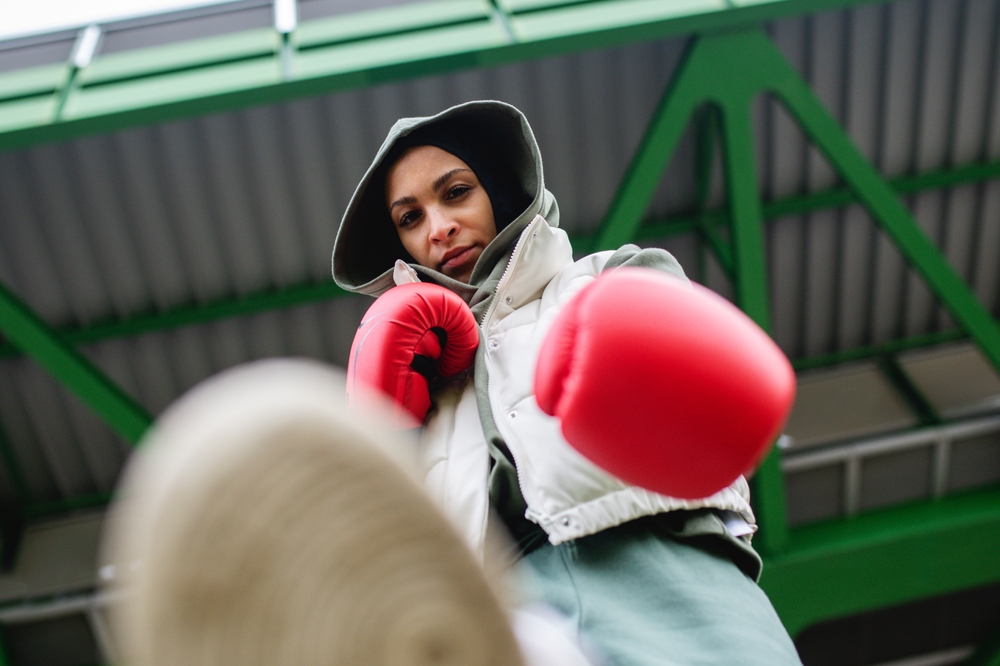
[489,339,499,349]
[509,411,517,419]
[505,296,513,305]
[561,517,571,526]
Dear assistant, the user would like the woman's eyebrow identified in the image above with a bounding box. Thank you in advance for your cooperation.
[389,195,417,212]
[432,168,472,191]
[388,168,473,212]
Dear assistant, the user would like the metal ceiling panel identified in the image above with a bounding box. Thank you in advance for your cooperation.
[784,363,919,447]
[899,341,1000,417]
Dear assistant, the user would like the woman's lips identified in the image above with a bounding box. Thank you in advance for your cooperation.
[441,246,475,270]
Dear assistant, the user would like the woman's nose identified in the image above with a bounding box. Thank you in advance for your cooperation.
[427,209,459,242]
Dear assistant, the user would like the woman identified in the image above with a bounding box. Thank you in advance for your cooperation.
[332,101,802,665]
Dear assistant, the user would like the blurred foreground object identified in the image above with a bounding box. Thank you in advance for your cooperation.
[101,359,522,666]
[348,282,480,428]
[535,268,796,499]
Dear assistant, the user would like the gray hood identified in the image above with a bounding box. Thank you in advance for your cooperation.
[331,100,559,298]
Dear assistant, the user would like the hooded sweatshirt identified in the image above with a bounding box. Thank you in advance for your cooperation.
[332,100,753,556]
[333,101,565,549]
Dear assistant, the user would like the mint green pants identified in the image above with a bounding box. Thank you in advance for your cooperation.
[519,513,802,666]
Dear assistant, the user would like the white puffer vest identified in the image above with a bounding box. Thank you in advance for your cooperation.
[396,215,756,556]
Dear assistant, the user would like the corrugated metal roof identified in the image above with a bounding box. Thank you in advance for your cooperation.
[763,0,1000,360]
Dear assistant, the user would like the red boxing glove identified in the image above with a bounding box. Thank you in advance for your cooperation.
[534,268,795,499]
[347,282,479,428]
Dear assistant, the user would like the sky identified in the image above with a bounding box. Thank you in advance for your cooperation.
[0,0,240,41]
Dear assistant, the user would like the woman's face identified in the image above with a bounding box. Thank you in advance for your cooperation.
[385,145,497,283]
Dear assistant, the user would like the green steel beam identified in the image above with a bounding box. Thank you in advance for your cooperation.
[693,106,737,279]
[0,422,29,507]
[720,95,768,331]
[592,37,701,251]
[720,92,790,554]
[0,280,349,360]
[80,27,280,87]
[23,491,113,519]
[696,219,736,279]
[694,107,717,209]
[0,0,896,152]
[760,34,1000,378]
[764,159,1000,219]
[0,282,151,444]
[629,158,1000,249]
[792,329,968,371]
[760,485,1000,638]
[876,355,942,426]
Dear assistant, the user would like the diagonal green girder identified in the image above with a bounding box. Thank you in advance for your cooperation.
[593,40,702,252]
[692,107,736,279]
[0,282,151,444]
[594,28,1000,560]
[764,42,1000,376]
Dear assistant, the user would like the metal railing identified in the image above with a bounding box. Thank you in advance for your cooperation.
[0,590,119,664]
[782,414,1000,517]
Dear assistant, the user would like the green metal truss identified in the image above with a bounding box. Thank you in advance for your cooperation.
[0,0,903,153]
[791,328,968,371]
[591,27,1000,632]
[0,281,348,360]
[0,282,151,444]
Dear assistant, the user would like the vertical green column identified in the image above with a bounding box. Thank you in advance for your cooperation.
[0,421,29,505]
[595,31,791,552]
[720,96,789,554]
[694,106,736,278]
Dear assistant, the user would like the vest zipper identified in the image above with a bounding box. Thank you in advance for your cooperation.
[479,216,542,324]
[481,217,544,525]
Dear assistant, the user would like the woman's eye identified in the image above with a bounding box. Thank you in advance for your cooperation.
[398,211,421,229]
[446,185,471,199]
